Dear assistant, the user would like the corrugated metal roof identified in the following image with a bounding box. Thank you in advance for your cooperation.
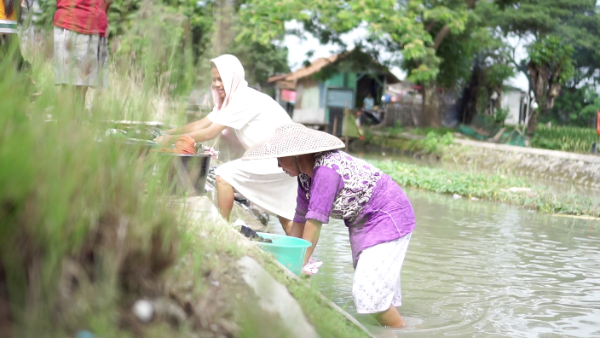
[268,50,400,84]
[283,54,342,81]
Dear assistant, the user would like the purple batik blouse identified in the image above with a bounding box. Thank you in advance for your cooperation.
[294,150,416,267]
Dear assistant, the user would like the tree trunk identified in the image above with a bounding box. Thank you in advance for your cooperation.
[422,83,441,127]
[526,61,548,135]
[0,262,12,338]
[526,108,540,135]
[457,59,481,124]
[213,0,235,55]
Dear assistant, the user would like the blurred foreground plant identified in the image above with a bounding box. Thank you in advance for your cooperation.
[0,56,182,337]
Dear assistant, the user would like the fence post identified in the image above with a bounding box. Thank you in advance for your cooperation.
[345,101,349,152]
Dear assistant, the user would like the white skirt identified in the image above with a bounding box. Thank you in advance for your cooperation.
[215,158,298,220]
[353,233,412,314]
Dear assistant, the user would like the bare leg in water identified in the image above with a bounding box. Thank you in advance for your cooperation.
[373,305,405,328]
[216,175,294,235]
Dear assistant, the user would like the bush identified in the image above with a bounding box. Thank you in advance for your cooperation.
[417,131,455,154]
[0,58,182,337]
[531,125,598,153]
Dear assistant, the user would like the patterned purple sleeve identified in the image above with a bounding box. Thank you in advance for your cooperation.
[293,178,309,223]
[305,166,344,224]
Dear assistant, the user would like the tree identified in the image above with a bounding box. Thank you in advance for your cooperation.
[237,0,483,127]
[456,26,515,124]
[548,84,600,127]
[485,0,599,133]
[525,35,574,131]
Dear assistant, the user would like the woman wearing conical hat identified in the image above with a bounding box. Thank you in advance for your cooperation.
[155,55,298,233]
[243,123,416,328]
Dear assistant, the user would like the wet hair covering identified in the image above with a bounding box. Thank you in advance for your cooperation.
[242,123,345,160]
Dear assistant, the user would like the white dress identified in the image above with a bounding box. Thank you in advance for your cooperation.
[208,88,298,220]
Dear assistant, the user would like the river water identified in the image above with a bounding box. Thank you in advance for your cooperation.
[267,187,600,337]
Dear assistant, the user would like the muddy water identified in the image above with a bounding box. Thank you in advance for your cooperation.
[267,188,600,337]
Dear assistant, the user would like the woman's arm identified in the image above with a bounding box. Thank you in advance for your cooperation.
[301,219,322,266]
[164,116,213,135]
[155,122,226,145]
[185,122,226,142]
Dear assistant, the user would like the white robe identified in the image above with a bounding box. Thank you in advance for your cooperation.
[207,55,298,220]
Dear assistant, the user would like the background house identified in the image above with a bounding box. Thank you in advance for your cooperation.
[501,86,530,126]
[268,49,400,135]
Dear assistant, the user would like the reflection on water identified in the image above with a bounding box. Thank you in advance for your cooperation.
[267,188,600,337]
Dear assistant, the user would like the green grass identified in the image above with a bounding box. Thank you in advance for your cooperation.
[363,131,455,155]
[258,253,366,338]
[1,53,185,337]
[371,160,600,218]
[531,125,599,153]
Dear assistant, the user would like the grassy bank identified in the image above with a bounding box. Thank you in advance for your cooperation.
[0,56,364,337]
[371,160,600,218]
[362,131,455,155]
[531,125,599,153]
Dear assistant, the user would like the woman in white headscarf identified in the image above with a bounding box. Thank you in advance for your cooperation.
[155,54,297,233]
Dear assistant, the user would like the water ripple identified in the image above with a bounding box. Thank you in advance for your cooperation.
[267,188,600,337]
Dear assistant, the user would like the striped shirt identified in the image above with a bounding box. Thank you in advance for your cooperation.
[0,0,17,34]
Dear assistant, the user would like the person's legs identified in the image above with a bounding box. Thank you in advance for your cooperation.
[74,86,88,111]
[216,175,235,220]
[373,305,405,328]
[353,234,412,327]
[277,216,293,235]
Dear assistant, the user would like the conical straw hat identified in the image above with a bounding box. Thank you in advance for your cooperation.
[243,123,345,160]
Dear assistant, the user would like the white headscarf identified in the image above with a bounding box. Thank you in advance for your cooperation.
[207,54,292,150]
[210,54,249,111]
[208,54,259,130]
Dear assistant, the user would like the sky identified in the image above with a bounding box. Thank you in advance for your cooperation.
[282,22,531,92]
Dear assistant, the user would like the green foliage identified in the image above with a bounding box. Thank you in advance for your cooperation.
[549,85,600,127]
[484,107,510,126]
[417,131,455,153]
[234,0,477,85]
[487,0,600,123]
[527,35,575,86]
[114,2,197,94]
[531,125,599,153]
[0,58,183,336]
[409,126,455,136]
[371,160,599,217]
[230,41,290,85]
[387,120,404,135]
[491,0,600,84]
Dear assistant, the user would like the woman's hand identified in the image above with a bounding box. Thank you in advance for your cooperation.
[302,257,323,276]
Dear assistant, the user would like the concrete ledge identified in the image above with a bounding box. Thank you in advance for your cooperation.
[269,259,376,338]
[447,139,600,187]
[454,139,600,163]
[237,256,320,338]
[182,196,374,338]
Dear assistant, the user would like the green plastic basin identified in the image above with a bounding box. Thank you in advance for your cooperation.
[256,233,312,276]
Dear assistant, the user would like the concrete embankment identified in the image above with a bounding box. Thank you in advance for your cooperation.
[352,132,600,188]
[447,139,600,188]
[184,196,374,338]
